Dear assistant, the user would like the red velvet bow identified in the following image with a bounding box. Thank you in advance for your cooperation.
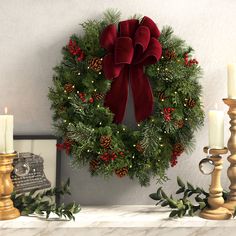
[100,16,162,123]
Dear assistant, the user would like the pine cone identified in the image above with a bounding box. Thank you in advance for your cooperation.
[115,167,128,178]
[175,119,184,129]
[93,93,105,101]
[186,98,196,108]
[173,143,184,155]
[88,57,103,72]
[100,136,111,149]
[158,91,167,101]
[90,159,100,171]
[64,83,75,93]
[164,49,176,60]
[135,142,144,153]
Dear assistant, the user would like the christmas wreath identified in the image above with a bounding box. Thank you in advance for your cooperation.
[48,10,204,186]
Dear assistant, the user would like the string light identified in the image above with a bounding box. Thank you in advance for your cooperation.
[122,127,126,131]
[116,131,120,134]
[78,72,81,75]
[133,144,136,147]
[91,80,94,83]
[97,104,100,108]
[137,123,141,127]
[64,120,67,123]
[99,122,102,125]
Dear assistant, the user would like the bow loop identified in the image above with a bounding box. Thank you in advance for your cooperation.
[114,37,133,64]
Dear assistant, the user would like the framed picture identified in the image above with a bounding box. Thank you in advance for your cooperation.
[13,135,61,199]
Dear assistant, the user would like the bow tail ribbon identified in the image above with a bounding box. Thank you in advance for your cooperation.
[130,65,154,123]
[104,65,154,124]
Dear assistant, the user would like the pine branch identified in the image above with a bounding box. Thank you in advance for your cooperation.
[102,9,121,25]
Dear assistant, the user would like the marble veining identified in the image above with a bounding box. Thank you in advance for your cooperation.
[0,205,236,236]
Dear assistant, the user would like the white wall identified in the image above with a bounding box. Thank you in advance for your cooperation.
[1,0,236,204]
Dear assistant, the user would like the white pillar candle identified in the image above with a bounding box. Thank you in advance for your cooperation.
[0,115,6,153]
[0,107,14,154]
[208,109,224,149]
[227,63,236,98]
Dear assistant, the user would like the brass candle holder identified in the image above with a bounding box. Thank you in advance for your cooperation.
[0,152,20,220]
[199,147,232,220]
[223,98,236,213]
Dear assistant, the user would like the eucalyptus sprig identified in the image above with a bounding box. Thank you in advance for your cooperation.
[150,177,228,218]
[11,179,80,220]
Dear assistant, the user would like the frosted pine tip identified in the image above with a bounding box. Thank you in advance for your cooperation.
[4,107,8,114]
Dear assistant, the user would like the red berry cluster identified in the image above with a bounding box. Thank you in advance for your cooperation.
[100,151,124,163]
[163,107,175,122]
[170,144,184,167]
[78,92,94,103]
[68,39,85,62]
[56,139,72,155]
[184,53,198,66]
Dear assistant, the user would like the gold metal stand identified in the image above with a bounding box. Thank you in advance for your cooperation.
[0,152,20,220]
[199,147,232,220]
[223,98,236,213]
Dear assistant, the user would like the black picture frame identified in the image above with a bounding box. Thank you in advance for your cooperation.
[13,135,61,203]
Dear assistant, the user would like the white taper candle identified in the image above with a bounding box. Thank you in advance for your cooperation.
[208,108,224,149]
[227,63,236,98]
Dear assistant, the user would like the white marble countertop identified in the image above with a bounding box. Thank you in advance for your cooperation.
[0,205,236,236]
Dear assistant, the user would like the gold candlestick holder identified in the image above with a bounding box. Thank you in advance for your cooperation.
[0,152,20,220]
[199,147,232,220]
[223,98,236,213]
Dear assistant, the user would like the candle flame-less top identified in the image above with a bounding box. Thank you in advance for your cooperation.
[4,107,8,115]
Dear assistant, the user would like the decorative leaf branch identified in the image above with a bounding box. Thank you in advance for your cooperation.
[150,176,229,218]
[11,179,80,220]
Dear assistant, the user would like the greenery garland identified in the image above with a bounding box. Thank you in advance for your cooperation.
[48,10,204,186]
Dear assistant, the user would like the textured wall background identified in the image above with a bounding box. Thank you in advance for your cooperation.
[1,0,236,204]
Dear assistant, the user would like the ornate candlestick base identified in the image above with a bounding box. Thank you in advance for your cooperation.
[199,147,232,220]
[0,152,20,220]
[223,99,236,213]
